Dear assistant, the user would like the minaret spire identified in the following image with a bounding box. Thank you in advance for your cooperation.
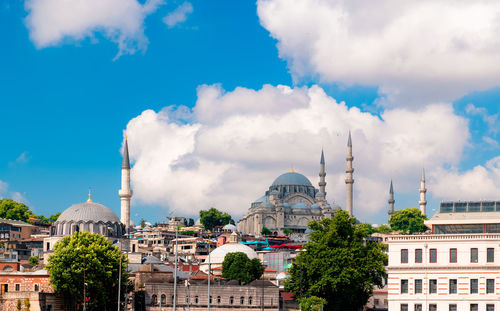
[119,135,133,232]
[319,149,326,195]
[419,167,427,216]
[388,180,395,216]
[345,131,354,216]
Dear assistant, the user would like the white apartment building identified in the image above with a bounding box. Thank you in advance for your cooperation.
[388,201,500,311]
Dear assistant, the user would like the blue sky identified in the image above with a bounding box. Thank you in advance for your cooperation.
[1,0,499,225]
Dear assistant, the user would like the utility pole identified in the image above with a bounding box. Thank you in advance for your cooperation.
[207,242,211,311]
[173,219,179,311]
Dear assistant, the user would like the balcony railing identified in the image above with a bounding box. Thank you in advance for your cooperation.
[388,233,500,242]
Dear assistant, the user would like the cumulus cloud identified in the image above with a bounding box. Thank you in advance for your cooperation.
[124,84,469,221]
[24,0,164,58]
[0,180,30,205]
[163,2,193,28]
[257,0,500,106]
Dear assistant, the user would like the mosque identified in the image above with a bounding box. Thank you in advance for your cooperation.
[237,132,355,237]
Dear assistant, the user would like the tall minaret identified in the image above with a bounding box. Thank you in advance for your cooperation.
[345,131,354,216]
[419,167,427,216]
[388,180,395,216]
[319,149,326,195]
[119,137,132,232]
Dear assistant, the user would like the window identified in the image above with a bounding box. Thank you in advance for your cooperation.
[429,304,437,311]
[449,305,457,311]
[449,279,457,294]
[230,296,234,304]
[401,279,408,293]
[209,296,212,304]
[240,296,244,304]
[401,249,408,263]
[487,305,495,311]
[429,279,437,294]
[161,294,166,305]
[430,248,437,263]
[450,248,457,263]
[470,304,478,311]
[249,297,252,305]
[415,304,422,311]
[487,279,495,293]
[488,248,494,262]
[194,296,199,304]
[185,297,189,304]
[415,249,422,263]
[34,284,39,291]
[15,284,20,291]
[401,304,408,311]
[217,296,221,304]
[471,248,478,263]
[151,295,157,305]
[470,279,478,294]
[414,279,422,294]
[374,299,379,305]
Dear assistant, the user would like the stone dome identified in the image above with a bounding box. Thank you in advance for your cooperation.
[293,202,309,209]
[223,224,237,232]
[206,242,259,266]
[57,201,121,224]
[271,172,313,187]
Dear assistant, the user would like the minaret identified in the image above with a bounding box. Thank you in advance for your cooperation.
[388,180,395,216]
[419,167,427,216]
[345,131,354,216]
[119,136,133,232]
[319,149,326,195]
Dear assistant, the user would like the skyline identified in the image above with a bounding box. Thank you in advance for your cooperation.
[1,0,499,225]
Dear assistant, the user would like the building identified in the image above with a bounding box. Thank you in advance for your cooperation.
[387,201,500,311]
[0,219,37,242]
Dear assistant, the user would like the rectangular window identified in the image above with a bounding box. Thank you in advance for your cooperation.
[414,279,422,294]
[429,304,437,311]
[415,304,422,311]
[488,248,494,262]
[429,279,437,294]
[450,248,457,263]
[487,279,495,294]
[471,248,478,263]
[401,279,408,293]
[401,304,408,311]
[449,279,457,294]
[430,248,437,263]
[487,305,495,311]
[449,305,457,311]
[15,284,19,291]
[470,304,478,311]
[415,249,422,263]
[470,279,478,294]
[401,249,408,263]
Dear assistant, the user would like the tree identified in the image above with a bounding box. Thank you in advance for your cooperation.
[28,256,39,266]
[183,218,195,227]
[199,208,234,231]
[0,199,34,222]
[140,219,146,228]
[389,208,428,234]
[24,298,30,311]
[374,224,392,234]
[283,228,292,236]
[48,212,61,223]
[285,210,387,311]
[261,226,272,236]
[46,232,128,310]
[16,300,22,311]
[222,252,264,285]
[300,296,327,311]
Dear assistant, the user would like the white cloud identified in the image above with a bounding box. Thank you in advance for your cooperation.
[25,0,164,58]
[466,103,499,134]
[124,84,469,221]
[257,0,500,106]
[0,180,30,205]
[163,2,193,28]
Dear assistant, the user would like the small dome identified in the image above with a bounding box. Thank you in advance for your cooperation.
[315,192,325,198]
[283,202,291,208]
[293,202,309,209]
[56,201,120,224]
[271,172,313,187]
[223,224,237,232]
[311,204,321,209]
[206,242,259,266]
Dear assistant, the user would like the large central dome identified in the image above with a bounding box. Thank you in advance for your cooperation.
[271,172,313,187]
[57,201,121,223]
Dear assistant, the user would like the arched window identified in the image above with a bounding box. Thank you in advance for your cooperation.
[34,284,39,291]
[240,296,244,304]
[161,294,166,305]
[249,297,253,305]
[195,296,199,304]
[171,295,174,303]
[217,296,221,304]
[230,296,234,305]
[151,295,157,305]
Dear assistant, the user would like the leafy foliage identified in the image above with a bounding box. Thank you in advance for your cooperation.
[261,226,272,235]
[222,252,264,285]
[300,296,327,311]
[0,199,60,223]
[28,256,39,266]
[199,208,234,231]
[374,224,392,234]
[24,298,30,310]
[16,299,22,311]
[389,208,428,234]
[285,210,387,311]
[283,228,292,236]
[46,232,128,310]
[183,218,195,227]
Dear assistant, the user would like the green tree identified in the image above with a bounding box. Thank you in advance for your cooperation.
[285,210,387,311]
[374,224,392,234]
[300,296,327,311]
[28,256,39,266]
[46,232,128,311]
[24,298,30,311]
[199,208,234,231]
[389,208,428,234]
[261,226,272,236]
[140,219,146,228]
[283,228,292,236]
[16,299,22,311]
[0,199,34,222]
[222,252,264,285]
[48,212,61,223]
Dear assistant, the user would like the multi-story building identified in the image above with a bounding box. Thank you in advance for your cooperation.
[388,201,500,311]
[0,219,36,242]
